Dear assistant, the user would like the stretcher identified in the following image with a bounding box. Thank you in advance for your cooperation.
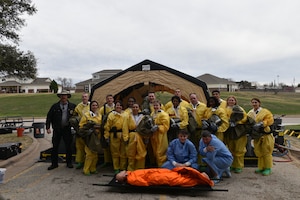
[93,175,228,196]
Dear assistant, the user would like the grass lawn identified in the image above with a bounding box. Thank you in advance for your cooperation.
[0,90,300,117]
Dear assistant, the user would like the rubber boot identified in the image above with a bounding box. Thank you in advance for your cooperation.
[262,168,272,176]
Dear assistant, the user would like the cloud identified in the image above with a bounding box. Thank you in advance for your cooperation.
[19,0,300,86]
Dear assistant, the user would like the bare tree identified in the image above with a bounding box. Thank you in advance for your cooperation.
[57,77,73,91]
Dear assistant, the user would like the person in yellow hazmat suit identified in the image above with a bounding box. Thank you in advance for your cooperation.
[126,103,148,171]
[99,94,115,168]
[73,92,90,169]
[247,98,274,176]
[224,96,249,174]
[104,100,129,174]
[150,100,170,167]
[78,100,101,176]
[203,96,229,142]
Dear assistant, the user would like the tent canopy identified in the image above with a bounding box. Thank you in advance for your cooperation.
[90,60,210,107]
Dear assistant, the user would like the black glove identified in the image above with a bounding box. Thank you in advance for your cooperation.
[253,122,263,131]
[171,123,180,129]
[151,125,158,132]
[230,121,236,127]
[209,122,218,133]
[202,120,209,130]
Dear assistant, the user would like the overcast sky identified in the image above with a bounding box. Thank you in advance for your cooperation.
[19,0,300,86]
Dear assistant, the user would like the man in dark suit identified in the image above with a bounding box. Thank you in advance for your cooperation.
[46,91,76,170]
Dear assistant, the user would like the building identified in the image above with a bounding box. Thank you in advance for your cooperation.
[0,76,61,93]
[197,73,239,92]
[75,69,122,93]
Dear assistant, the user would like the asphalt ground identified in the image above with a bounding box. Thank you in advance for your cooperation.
[0,117,300,200]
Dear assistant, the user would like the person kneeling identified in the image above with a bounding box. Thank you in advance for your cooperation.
[161,130,199,170]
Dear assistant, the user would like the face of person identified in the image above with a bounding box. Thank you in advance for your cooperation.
[82,93,89,104]
[153,102,161,111]
[127,98,135,108]
[208,98,216,107]
[174,89,181,97]
[202,136,212,145]
[212,92,220,100]
[106,96,114,104]
[227,97,236,107]
[116,170,127,183]
[251,99,260,110]
[115,102,123,113]
[91,102,99,112]
[60,94,69,103]
[172,98,180,108]
[189,94,198,105]
[178,132,188,143]
[148,93,155,103]
[132,103,139,115]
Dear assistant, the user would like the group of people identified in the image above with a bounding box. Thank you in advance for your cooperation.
[45,88,275,185]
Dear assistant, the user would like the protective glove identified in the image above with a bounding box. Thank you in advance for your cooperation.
[253,122,263,131]
[140,109,150,115]
[171,123,180,129]
[151,125,158,132]
[209,122,218,133]
[230,121,236,127]
[201,120,209,130]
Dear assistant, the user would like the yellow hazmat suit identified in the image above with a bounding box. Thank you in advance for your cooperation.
[79,111,101,175]
[126,113,147,171]
[104,111,129,172]
[99,104,115,164]
[150,110,170,167]
[74,102,90,166]
[247,108,274,172]
[225,106,248,171]
[204,107,229,142]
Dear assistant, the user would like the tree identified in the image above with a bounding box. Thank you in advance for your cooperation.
[0,0,37,44]
[57,77,73,91]
[0,44,37,78]
[0,0,37,79]
[49,80,58,93]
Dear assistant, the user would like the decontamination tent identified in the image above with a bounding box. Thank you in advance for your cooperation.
[90,59,210,107]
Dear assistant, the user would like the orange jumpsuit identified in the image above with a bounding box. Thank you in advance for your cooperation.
[126,167,214,187]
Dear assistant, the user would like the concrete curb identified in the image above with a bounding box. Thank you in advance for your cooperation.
[0,134,38,168]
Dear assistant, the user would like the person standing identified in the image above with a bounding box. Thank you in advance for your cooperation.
[99,94,115,167]
[162,130,198,170]
[187,93,207,147]
[247,98,274,176]
[46,91,76,170]
[224,96,248,173]
[104,100,129,174]
[124,97,136,115]
[78,100,101,175]
[73,92,90,169]
[199,130,233,183]
[211,90,227,110]
[165,95,189,142]
[126,103,147,170]
[204,96,229,142]
[164,88,189,111]
[150,100,170,167]
[142,92,165,113]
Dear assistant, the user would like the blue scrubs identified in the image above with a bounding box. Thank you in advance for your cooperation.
[199,134,233,178]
